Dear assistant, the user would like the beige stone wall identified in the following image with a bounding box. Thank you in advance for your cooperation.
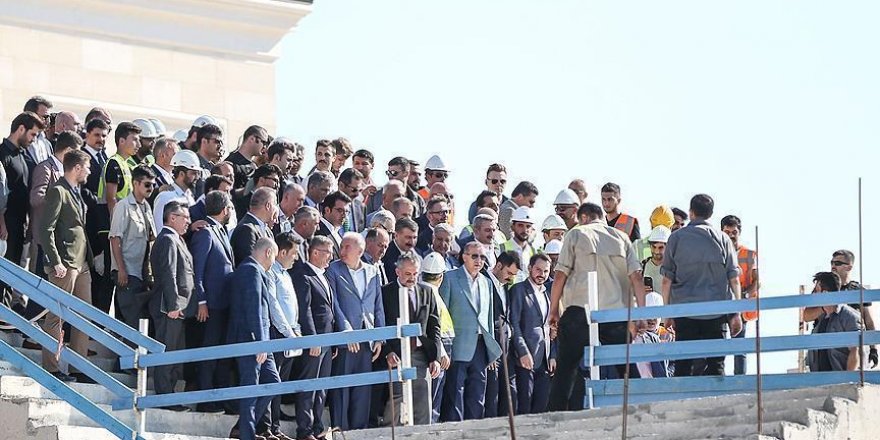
[0,24,276,151]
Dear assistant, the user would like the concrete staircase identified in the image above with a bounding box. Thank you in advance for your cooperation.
[1,327,878,439]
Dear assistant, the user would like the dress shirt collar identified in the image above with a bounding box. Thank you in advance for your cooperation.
[49,155,63,173]
[306,261,326,277]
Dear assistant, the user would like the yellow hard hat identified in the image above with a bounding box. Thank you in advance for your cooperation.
[649,205,674,229]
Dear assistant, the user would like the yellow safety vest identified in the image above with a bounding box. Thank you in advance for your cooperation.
[98,154,133,203]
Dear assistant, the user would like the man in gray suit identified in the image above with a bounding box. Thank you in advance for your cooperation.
[439,241,502,421]
[149,200,195,410]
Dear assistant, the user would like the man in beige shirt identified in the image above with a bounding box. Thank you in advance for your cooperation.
[547,202,644,411]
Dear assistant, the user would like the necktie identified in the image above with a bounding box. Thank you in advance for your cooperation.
[342,214,352,233]
[98,150,108,168]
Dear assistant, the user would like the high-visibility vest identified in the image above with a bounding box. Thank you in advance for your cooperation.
[97,154,133,203]
[612,213,636,238]
[127,154,155,168]
[738,246,759,321]
[428,285,455,339]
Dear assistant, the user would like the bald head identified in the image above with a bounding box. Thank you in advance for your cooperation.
[340,232,366,266]
[54,111,81,133]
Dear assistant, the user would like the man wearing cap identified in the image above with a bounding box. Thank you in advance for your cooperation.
[542,240,563,280]
[498,181,538,241]
[540,215,567,245]
[152,150,200,230]
[224,125,268,192]
[498,207,539,283]
[641,226,671,294]
[633,205,675,261]
[552,189,580,230]
[601,182,641,242]
[422,155,449,202]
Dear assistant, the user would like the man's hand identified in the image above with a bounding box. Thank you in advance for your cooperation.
[362,184,378,198]
[167,310,181,319]
[549,306,560,340]
[348,342,360,353]
[387,352,400,368]
[488,361,498,371]
[53,264,67,279]
[189,220,208,232]
[870,347,879,369]
[116,268,128,287]
[309,347,321,357]
[519,353,534,370]
[256,352,267,364]
[372,342,382,361]
[428,361,441,379]
[663,318,675,331]
[728,314,743,338]
[439,354,451,370]
[197,304,209,322]
[549,359,557,376]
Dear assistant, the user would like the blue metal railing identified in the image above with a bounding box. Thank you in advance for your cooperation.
[0,258,422,438]
[583,288,880,407]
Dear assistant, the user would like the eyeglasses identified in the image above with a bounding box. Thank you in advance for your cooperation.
[488,178,507,185]
[430,209,450,215]
[139,180,156,188]
[831,260,849,267]
[257,138,269,147]
[207,137,224,147]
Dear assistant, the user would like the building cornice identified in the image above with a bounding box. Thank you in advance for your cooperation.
[0,0,311,63]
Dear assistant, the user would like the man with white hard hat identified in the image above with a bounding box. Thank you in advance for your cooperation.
[131,119,158,166]
[498,206,539,283]
[422,155,449,200]
[541,215,567,245]
[152,150,201,229]
[641,226,671,294]
[552,189,579,230]
[182,115,218,151]
[542,239,563,276]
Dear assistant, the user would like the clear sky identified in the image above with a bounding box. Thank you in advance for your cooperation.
[276,1,879,374]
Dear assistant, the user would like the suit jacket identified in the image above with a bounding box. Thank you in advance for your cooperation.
[497,199,518,241]
[292,262,334,336]
[39,179,92,271]
[227,257,272,343]
[315,219,342,259]
[189,199,208,223]
[438,267,501,364]
[381,241,403,284]
[231,212,272,267]
[84,148,104,194]
[350,197,366,233]
[150,228,195,316]
[509,280,556,370]
[326,260,385,333]
[190,218,235,310]
[415,226,433,256]
[29,157,63,246]
[488,273,512,348]
[381,281,442,364]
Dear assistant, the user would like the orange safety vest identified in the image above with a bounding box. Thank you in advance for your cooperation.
[738,246,759,321]
[612,213,636,238]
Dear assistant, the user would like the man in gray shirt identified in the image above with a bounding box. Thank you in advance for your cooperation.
[661,194,741,377]
[805,272,862,372]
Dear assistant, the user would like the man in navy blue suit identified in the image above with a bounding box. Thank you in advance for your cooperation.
[231,187,277,267]
[190,190,236,413]
[509,253,556,414]
[326,233,385,430]
[291,235,336,440]
[227,238,281,440]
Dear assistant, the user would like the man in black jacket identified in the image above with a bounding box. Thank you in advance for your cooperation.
[231,187,277,267]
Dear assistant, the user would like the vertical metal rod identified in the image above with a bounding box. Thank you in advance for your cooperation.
[620,269,634,440]
[797,285,806,373]
[136,318,149,435]
[858,177,865,386]
[501,340,517,440]
[754,226,763,435]
[387,363,397,440]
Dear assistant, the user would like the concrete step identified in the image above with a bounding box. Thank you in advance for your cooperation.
[0,358,153,389]
[32,425,231,440]
[0,375,155,405]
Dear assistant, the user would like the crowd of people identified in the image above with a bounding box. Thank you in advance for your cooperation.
[0,96,874,440]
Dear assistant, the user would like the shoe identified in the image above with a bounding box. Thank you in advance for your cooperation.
[49,372,77,382]
[70,372,96,384]
[163,404,191,412]
[279,411,296,421]
[273,433,295,440]
[258,433,279,440]
[228,427,240,439]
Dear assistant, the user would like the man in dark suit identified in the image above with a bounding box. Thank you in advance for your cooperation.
[337,168,365,233]
[190,190,236,412]
[419,223,459,271]
[484,251,521,418]
[326,233,384,430]
[189,175,232,223]
[315,190,351,259]
[381,253,443,425]
[231,187,277,267]
[291,236,335,440]
[30,130,77,280]
[381,217,420,284]
[415,196,450,255]
[509,253,556,414]
[149,200,194,410]
[227,238,282,440]
[38,146,92,383]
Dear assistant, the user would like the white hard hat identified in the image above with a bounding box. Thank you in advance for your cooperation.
[553,189,580,206]
[170,150,202,171]
[645,291,664,307]
[191,115,218,129]
[132,118,158,139]
[425,155,448,172]
[648,225,672,244]
[543,239,562,255]
[541,214,567,231]
[148,118,167,135]
[421,252,447,274]
[511,206,535,224]
[172,129,188,143]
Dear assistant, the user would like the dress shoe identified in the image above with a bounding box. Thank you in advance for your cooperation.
[49,372,77,382]
[258,433,279,440]
[163,404,191,412]
[70,372,96,384]
[272,432,295,440]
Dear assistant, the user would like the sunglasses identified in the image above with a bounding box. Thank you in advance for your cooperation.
[430,171,449,179]
[488,178,507,185]
[386,170,402,177]
[466,253,486,260]
[830,260,849,267]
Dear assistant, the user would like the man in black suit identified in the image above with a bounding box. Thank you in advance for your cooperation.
[231,187,277,267]
[381,217,420,284]
[485,251,522,418]
[290,236,335,440]
[314,190,351,259]
[149,200,194,411]
[381,253,442,425]
[415,196,450,255]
